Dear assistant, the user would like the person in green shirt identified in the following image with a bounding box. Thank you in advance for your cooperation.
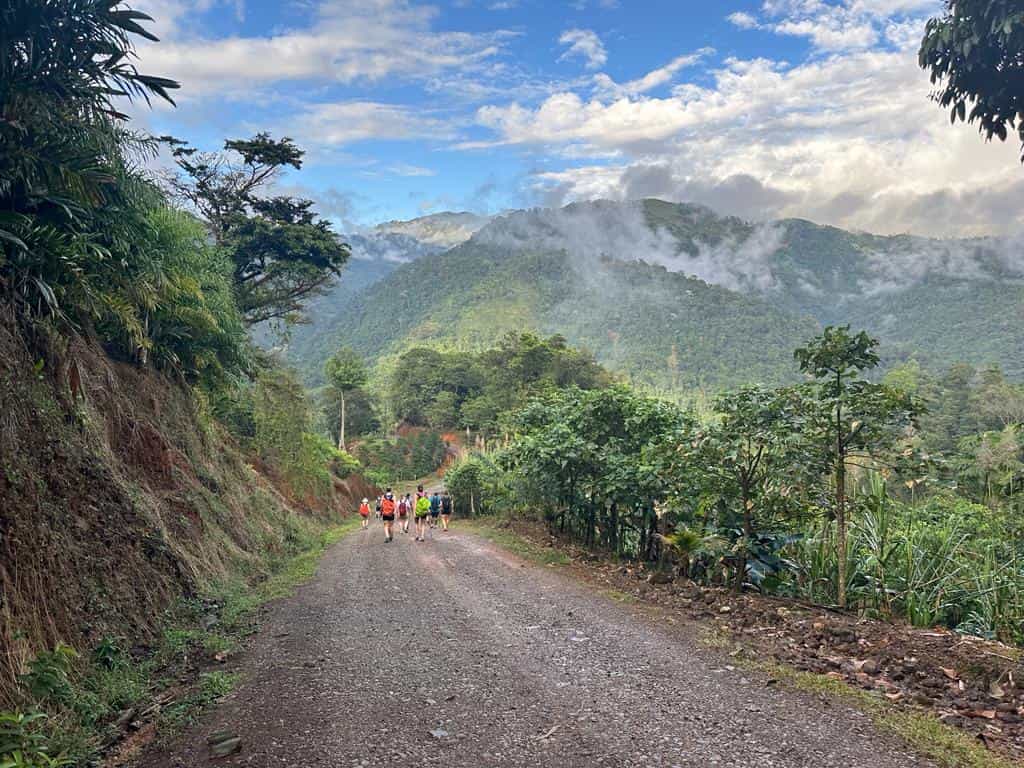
[414,492,431,542]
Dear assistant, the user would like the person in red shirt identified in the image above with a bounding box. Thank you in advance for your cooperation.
[358,498,370,530]
[380,489,397,543]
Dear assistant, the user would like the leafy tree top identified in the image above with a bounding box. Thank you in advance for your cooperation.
[161,132,349,325]
[324,347,368,394]
[1,0,179,117]
[919,0,1024,160]
[794,326,880,387]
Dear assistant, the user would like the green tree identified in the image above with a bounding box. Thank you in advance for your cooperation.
[974,365,1024,429]
[425,391,459,430]
[388,347,449,425]
[0,0,177,324]
[163,133,349,324]
[253,366,342,500]
[320,386,379,446]
[795,326,921,608]
[695,386,812,591]
[919,0,1024,160]
[506,386,691,558]
[324,347,368,451]
[957,425,1023,504]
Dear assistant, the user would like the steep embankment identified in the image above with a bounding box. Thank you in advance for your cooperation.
[0,316,373,706]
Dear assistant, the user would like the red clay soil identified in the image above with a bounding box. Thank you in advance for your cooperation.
[507,521,1024,763]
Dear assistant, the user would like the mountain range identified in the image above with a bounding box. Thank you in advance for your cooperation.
[278,200,1024,391]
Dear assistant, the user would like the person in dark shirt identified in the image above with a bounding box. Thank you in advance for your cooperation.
[428,491,441,529]
[440,492,453,532]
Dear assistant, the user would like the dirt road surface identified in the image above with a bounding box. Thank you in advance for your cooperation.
[137,525,933,768]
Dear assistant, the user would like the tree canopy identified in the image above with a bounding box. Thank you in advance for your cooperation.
[920,0,1024,160]
[162,133,350,325]
[388,332,612,432]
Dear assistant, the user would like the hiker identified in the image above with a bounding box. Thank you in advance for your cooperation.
[404,493,414,533]
[414,492,431,541]
[375,495,382,521]
[397,493,410,534]
[440,491,452,532]
[380,489,396,543]
[358,498,371,530]
[429,490,442,529]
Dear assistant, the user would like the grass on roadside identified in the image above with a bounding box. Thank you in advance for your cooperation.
[460,518,570,567]
[3,518,362,767]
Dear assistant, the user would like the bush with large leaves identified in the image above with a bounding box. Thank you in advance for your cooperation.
[0,2,255,385]
[0,0,178,322]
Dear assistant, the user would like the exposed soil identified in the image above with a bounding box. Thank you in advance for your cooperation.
[0,314,374,705]
[512,522,1024,763]
[135,523,934,768]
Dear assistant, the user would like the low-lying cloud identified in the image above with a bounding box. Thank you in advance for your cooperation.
[472,200,788,292]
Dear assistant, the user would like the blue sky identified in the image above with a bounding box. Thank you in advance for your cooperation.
[132,0,1023,237]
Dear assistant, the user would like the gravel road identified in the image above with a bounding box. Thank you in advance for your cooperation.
[137,523,933,768]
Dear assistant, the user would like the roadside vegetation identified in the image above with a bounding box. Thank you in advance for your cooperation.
[448,327,1024,645]
[3,1,1024,766]
[0,3,368,765]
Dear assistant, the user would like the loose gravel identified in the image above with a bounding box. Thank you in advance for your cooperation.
[136,524,933,767]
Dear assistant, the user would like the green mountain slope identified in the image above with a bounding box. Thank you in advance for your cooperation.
[641,200,1024,375]
[299,240,818,390]
[286,198,1024,389]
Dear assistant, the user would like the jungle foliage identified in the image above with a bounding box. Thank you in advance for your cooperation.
[0,0,350,469]
[387,332,611,433]
[453,327,1024,644]
[920,0,1024,161]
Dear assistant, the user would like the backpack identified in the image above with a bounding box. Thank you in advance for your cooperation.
[441,496,452,514]
[381,496,396,515]
[398,499,409,515]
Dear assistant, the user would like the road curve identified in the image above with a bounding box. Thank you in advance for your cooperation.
[137,523,932,768]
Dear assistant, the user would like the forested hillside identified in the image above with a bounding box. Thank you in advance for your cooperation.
[257,232,443,369]
[295,239,819,390]
[288,199,1024,388]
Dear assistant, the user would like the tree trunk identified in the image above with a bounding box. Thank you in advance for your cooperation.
[338,392,347,451]
[735,484,752,594]
[648,505,659,561]
[610,502,619,555]
[836,399,848,609]
[638,506,647,561]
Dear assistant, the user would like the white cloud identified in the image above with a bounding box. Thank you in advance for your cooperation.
[474,48,1023,236]
[731,0,941,51]
[136,0,507,96]
[291,101,452,146]
[593,48,714,98]
[387,163,438,177]
[727,11,759,29]
[558,28,608,69]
